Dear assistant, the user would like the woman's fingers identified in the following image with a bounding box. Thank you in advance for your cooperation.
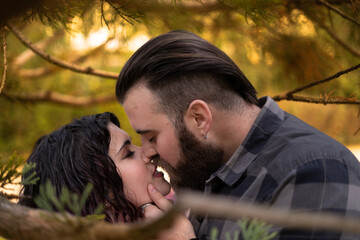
[143,184,173,219]
[145,184,196,239]
[143,204,163,219]
[147,184,173,211]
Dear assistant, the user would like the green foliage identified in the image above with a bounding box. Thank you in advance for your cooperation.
[23,0,97,29]
[210,219,277,240]
[0,152,39,188]
[34,180,104,219]
[225,229,240,240]
[21,162,39,186]
[211,228,219,240]
[238,219,277,240]
[21,0,140,30]
[101,0,140,26]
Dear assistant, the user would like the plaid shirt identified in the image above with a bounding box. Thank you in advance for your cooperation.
[190,97,360,240]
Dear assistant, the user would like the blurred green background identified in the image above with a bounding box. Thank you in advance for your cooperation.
[0,0,359,160]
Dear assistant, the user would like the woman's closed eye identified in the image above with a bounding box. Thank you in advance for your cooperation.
[124,149,135,159]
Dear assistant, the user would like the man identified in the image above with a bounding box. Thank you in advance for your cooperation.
[116,30,360,239]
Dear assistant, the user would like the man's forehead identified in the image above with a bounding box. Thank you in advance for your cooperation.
[123,86,163,129]
[124,84,163,114]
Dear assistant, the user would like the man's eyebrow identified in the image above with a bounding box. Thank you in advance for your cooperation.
[136,129,152,134]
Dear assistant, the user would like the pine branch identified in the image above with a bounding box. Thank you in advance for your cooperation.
[109,0,230,15]
[6,22,118,80]
[0,153,24,188]
[2,91,117,107]
[0,195,180,240]
[104,0,138,25]
[272,94,360,104]
[6,67,359,107]
[238,219,277,240]
[33,181,102,216]
[0,27,7,94]
[12,29,65,69]
[275,64,360,96]
[20,1,97,30]
[316,0,360,27]
[100,0,109,29]
[2,191,360,240]
[272,64,360,104]
[0,153,38,191]
[18,36,114,79]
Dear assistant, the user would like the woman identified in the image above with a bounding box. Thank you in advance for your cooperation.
[19,112,171,222]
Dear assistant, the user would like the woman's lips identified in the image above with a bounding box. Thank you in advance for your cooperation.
[153,167,164,178]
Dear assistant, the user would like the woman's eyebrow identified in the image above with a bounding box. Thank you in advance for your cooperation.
[117,139,131,155]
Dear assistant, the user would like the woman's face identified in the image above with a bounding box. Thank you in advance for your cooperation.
[107,123,171,207]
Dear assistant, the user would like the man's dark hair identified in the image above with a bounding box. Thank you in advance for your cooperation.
[19,112,142,222]
[116,30,258,120]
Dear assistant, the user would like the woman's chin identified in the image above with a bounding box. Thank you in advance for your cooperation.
[160,182,172,196]
[153,178,171,196]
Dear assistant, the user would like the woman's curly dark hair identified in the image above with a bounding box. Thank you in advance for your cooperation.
[19,112,142,222]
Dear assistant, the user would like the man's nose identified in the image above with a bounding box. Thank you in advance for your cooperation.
[143,145,157,160]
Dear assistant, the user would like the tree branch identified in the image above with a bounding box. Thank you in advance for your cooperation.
[0,195,179,240]
[111,0,353,17]
[272,94,360,104]
[3,91,117,107]
[2,191,360,240]
[177,191,360,234]
[12,29,65,69]
[281,64,360,96]
[6,22,118,80]
[272,64,360,104]
[0,27,7,94]
[111,0,230,15]
[316,0,360,27]
[18,36,114,79]
[6,65,360,107]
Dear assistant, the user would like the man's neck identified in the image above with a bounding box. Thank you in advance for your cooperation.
[211,102,261,162]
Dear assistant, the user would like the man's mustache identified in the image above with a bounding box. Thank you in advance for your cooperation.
[150,154,161,165]
[151,155,170,170]
[151,155,180,183]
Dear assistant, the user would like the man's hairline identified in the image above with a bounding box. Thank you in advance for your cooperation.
[123,79,165,114]
[122,79,180,131]
[121,77,250,130]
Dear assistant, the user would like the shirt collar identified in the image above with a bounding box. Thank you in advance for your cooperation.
[207,96,285,186]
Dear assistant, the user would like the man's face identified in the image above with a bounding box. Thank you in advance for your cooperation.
[123,84,182,168]
[123,84,224,191]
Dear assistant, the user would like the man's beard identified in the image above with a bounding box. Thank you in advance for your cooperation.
[158,123,224,192]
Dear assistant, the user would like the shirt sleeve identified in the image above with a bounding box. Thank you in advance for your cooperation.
[269,158,360,240]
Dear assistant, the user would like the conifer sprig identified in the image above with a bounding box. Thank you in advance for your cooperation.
[210,219,278,240]
[34,181,104,219]
[0,152,38,189]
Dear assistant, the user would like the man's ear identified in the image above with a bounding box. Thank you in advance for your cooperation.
[184,100,212,138]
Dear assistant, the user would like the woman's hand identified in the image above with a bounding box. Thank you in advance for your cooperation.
[143,184,196,240]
